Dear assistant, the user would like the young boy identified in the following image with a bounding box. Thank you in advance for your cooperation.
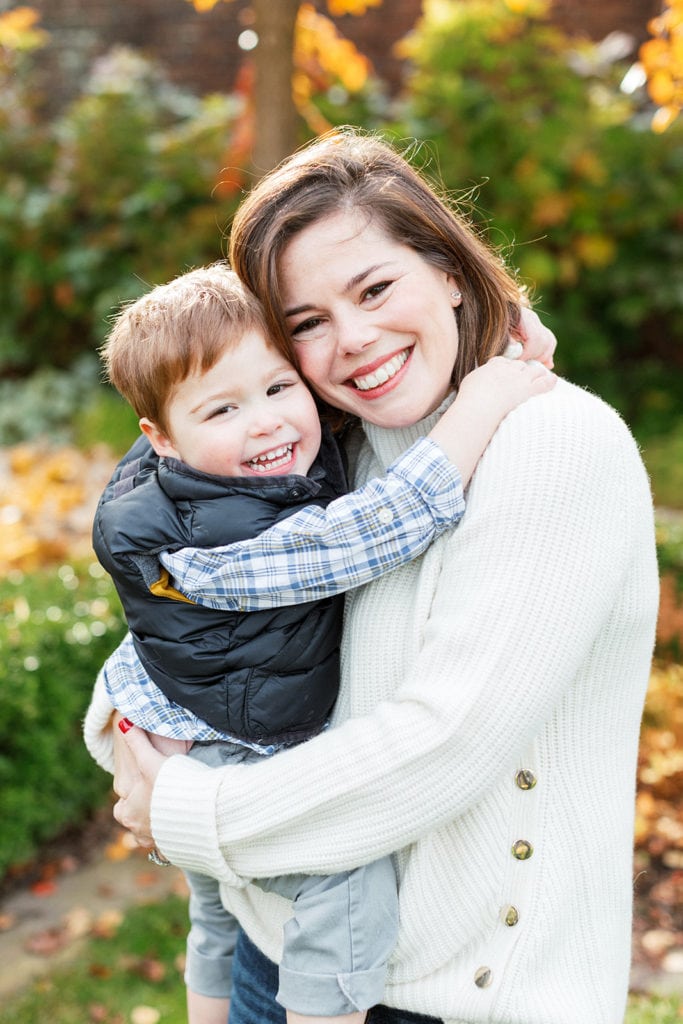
[93,264,554,1024]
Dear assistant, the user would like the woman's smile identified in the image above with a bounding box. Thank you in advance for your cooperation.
[279,210,462,428]
[346,347,411,394]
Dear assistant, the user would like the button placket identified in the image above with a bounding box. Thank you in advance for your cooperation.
[469,750,540,1003]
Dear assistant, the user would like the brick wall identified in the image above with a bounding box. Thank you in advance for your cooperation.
[10,0,662,113]
[551,0,661,47]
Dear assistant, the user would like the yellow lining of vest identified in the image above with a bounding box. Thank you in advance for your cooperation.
[149,567,196,604]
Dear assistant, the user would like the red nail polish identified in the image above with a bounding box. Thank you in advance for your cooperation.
[118,717,134,734]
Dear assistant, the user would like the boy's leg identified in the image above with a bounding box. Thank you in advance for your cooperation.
[184,741,250,1023]
[185,868,237,1023]
[271,856,399,1021]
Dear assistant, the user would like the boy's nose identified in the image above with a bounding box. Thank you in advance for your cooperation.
[249,407,284,436]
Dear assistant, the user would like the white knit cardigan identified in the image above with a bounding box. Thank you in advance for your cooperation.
[84,379,659,1024]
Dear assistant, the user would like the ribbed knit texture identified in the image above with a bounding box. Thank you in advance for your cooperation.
[86,380,659,1023]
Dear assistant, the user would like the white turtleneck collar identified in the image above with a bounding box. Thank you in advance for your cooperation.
[359,391,457,471]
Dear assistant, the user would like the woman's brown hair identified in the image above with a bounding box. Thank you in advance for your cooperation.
[229,128,522,406]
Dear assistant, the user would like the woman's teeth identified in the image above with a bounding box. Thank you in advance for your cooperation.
[247,444,293,472]
[352,350,409,391]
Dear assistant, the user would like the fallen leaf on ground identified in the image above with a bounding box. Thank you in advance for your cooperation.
[63,906,93,938]
[130,1006,161,1024]
[91,908,124,938]
[30,879,57,897]
[24,925,69,956]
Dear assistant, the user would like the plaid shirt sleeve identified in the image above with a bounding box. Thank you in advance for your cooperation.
[103,633,262,743]
[160,438,465,611]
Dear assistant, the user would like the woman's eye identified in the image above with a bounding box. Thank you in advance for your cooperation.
[363,281,391,301]
[291,316,324,337]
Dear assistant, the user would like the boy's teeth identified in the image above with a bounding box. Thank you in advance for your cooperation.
[352,350,409,391]
[248,444,293,471]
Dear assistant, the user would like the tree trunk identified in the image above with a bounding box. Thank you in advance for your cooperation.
[251,0,300,176]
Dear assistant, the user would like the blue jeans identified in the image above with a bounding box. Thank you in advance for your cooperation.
[229,930,443,1024]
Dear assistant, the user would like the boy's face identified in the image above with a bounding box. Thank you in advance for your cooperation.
[141,330,321,478]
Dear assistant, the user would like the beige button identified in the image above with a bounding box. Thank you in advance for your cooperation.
[377,507,394,525]
[515,769,537,790]
[501,904,519,927]
[474,966,493,988]
[511,839,533,860]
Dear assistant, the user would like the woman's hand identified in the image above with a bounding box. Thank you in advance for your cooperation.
[112,717,169,849]
[510,307,557,368]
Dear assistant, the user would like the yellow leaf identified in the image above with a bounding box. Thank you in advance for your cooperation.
[327,0,382,15]
[0,6,48,50]
[530,192,572,228]
[573,233,616,269]
[185,0,224,11]
[130,1008,161,1024]
[652,104,680,131]
[648,69,676,105]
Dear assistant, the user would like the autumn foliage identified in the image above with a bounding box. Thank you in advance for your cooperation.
[640,0,683,132]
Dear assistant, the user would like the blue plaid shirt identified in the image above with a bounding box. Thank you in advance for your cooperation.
[103,437,465,744]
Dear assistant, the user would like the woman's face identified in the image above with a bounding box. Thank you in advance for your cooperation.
[279,210,462,427]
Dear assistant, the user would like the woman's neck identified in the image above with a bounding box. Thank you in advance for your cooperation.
[360,392,457,467]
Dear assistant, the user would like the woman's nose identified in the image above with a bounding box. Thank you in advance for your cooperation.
[335,310,380,356]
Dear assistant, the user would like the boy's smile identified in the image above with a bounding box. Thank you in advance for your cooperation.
[140,330,321,479]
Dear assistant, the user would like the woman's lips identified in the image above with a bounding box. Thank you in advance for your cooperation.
[346,348,411,395]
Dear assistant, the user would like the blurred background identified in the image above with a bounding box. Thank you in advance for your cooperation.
[0,2,681,1020]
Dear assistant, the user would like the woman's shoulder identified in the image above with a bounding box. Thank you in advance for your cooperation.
[506,377,639,450]
[482,376,649,498]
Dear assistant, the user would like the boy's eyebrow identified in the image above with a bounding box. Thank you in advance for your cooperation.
[188,365,298,414]
[284,263,394,317]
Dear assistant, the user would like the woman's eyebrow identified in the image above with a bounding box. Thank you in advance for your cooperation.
[343,263,387,292]
[284,263,395,317]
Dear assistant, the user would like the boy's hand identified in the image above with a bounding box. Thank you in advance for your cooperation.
[509,307,556,368]
[429,357,555,487]
[457,355,556,419]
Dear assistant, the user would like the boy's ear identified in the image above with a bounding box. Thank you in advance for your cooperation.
[139,418,179,459]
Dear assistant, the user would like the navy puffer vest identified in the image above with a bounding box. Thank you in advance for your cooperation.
[93,430,346,744]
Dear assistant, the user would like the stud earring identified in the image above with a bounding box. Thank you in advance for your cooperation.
[451,290,462,304]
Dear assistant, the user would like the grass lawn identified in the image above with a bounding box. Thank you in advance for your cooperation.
[0,895,679,1024]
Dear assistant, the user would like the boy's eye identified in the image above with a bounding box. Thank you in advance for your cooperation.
[267,381,294,397]
[207,404,235,419]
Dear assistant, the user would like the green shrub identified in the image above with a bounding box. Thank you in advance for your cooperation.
[0,46,242,377]
[0,560,126,877]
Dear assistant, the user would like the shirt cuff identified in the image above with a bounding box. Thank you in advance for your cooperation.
[82,669,117,774]
[390,437,465,530]
[151,754,245,888]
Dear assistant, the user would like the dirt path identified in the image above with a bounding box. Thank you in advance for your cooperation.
[0,830,186,1000]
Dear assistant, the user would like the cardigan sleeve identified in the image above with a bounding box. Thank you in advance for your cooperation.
[150,388,657,881]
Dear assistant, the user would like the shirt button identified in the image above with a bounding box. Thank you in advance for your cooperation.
[515,769,537,790]
[501,905,520,927]
[377,506,394,525]
[474,966,493,988]
[511,839,534,860]
[289,487,304,499]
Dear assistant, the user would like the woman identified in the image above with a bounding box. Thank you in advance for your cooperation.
[87,129,659,1024]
